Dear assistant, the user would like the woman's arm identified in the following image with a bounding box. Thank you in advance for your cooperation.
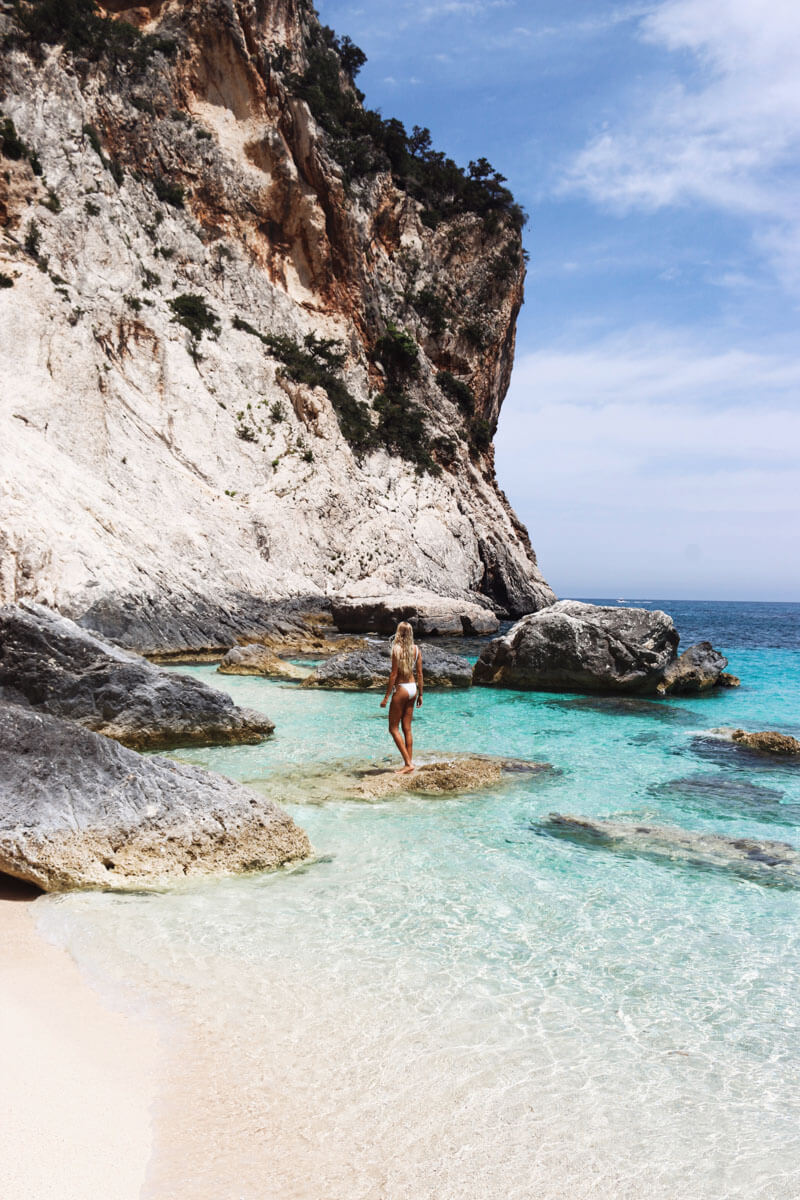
[415,648,423,707]
[380,650,398,707]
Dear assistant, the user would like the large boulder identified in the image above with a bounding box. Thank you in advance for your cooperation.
[330,592,500,637]
[473,601,679,694]
[303,641,473,689]
[0,602,275,750]
[0,703,310,892]
[658,641,729,694]
[217,644,310,681]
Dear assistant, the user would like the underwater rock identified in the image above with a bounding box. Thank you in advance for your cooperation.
[473,601,680,694]
[304,641,473,689]
[649,775,794,825]
[0,703,310,892]
[218,644,310,681]
[658,642,729,695]
[330,593,500,637]
[731,729,800,755]
[546,694,694,722]
[538,813,800,887]
[0,602,275,750]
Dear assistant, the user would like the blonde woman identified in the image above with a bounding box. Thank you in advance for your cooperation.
[380,621,423,773]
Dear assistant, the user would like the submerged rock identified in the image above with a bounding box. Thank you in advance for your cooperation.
[0,602,274,750]
[0,703,310,892]
[731,729,800,755]
[473,601,679,694]
[330,593,500,637]
[358,757,503,798]
[304,641,473,689]
[537,813,800,887]
[217,644,310,681]
[658,642,729,695]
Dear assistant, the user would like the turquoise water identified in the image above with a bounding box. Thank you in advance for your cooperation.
[37,602,800,1199]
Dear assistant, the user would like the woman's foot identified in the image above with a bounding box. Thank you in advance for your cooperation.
[399,763,415,775]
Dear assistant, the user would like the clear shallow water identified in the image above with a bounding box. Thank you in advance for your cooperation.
[37,602,800,1199]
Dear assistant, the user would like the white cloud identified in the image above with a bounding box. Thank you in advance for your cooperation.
[561,0,800,290]
[495,328,800,598]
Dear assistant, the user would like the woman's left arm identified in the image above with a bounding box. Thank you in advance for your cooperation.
[416,648,423,707]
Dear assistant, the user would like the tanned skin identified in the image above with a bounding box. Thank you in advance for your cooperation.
[380,644,423,773]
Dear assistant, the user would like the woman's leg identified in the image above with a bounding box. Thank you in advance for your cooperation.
[388,690,412,769]
[400,697,415,771]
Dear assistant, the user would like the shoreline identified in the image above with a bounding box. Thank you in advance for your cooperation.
[0,879,162,1200]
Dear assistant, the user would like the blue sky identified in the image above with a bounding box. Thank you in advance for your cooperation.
[317,0,800,600]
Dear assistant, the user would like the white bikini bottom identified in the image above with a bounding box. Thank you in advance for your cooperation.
[398,682,417,700]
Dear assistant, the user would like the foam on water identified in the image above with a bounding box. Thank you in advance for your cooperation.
[35,602,800,1198]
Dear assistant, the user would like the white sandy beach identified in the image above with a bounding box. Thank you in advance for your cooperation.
[0,880,161,1200]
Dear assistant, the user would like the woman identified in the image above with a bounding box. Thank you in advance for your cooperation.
[380,621,423,773]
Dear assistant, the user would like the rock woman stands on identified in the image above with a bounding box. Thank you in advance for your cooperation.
[380,621,423,773]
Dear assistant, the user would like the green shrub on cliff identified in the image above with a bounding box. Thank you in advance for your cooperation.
[233,315,374,453]
[169,294,220,342]
[287,32,526,233]
[0,116,29,162]
[374,324,419,380]
[10,0,177,73]
[436,370,475,416]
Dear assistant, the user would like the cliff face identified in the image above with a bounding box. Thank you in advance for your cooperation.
[0,0,554,648]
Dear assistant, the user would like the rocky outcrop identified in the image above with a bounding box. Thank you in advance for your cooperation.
[658,641,729,695]
[359,757,503,798]
[217,643,309,680]
[730,730,800,755]
[0,702,310,891]
[0,0,553,654]
[473,601,681,695]
[538,814,800,888]
[330,592,500,636]
[303,641,473,689]
[0,601,274,750]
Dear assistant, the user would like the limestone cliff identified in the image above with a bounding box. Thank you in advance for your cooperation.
[0,0,554,650]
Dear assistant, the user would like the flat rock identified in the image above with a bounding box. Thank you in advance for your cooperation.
[0,602,275,751]
[0,703,310,892]
[731,729,800,755]
[330,592,500,637]
[217,644,310,681]
[358,757,503,798]
[473,601,680,694]
[537,813,800,888]
[658,641,729,694]
[303,641,473,689]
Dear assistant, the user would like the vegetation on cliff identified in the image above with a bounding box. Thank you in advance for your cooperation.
[288,25,526,234]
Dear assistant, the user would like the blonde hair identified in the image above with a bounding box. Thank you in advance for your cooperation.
[393,621,415,676]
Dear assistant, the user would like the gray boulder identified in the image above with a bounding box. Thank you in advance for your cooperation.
[0,602,274,750]
[473,601,679,694]
[0,703,310,892]
[658,641,729,694]
[330,593,499,637]
[217,644,310,681]
[304,641,473,689]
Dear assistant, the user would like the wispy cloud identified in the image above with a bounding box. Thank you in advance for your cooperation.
[496,326,800,597]
[560,0,800,290]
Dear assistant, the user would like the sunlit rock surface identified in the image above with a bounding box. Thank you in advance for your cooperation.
[0,702,309,892]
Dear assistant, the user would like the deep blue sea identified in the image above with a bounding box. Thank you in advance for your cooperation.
[37,600,800,1199]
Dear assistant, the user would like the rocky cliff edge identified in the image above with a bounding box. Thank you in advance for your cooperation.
[0,0,554,651]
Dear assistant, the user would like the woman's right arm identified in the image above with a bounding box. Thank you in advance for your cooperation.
[380,650,398,707]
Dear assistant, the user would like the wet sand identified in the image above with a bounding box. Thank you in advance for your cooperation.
[0,878,161,1200]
